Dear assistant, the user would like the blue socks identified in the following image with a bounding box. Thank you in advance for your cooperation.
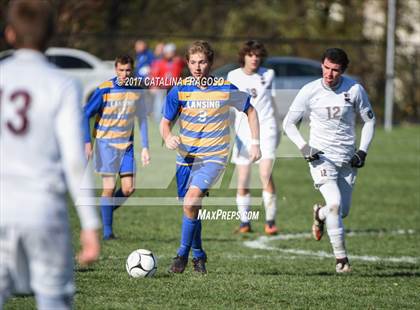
[100,188,129,238]
[177,216,204,258]
[100,197,114,238]
[192,220,206,259]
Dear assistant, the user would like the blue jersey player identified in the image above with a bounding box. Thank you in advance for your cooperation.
[84,55,150,240]
[160,41,261,274]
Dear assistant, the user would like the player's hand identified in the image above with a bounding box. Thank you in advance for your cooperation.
[77,229,100,267]
[141,148,151,166]
[249,144,262,162]
[350,150,367,168]
[300,144,324,162]
[164,135,180,150]
[85,142,93,160]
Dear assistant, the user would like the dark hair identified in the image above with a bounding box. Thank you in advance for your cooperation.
[321,48,349,72]
[114,55,134,67]
[185,41,214,65]
[238,40,268,67]
[7,0,55,50]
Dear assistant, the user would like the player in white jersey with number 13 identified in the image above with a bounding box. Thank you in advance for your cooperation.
[228,40,280,235]
[0,1,100,309]
[283,48,375,273]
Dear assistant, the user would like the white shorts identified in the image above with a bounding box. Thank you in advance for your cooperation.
[309,155,357,189]
[0,225,74,298]
[231,113,279,165]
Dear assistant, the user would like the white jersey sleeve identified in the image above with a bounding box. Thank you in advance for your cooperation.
[55,79,100,230]
[271,77,276,98]
[354,84,375,152]
[287,83,311,112]
[282,110,306,150]
[282,84,313,150]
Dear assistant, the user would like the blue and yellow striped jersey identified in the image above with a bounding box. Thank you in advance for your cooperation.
[163,80,251,165]
[83,77,148,150]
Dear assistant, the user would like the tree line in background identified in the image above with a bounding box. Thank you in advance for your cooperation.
[1,0,418,122]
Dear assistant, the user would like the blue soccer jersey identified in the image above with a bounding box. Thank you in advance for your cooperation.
[163,81,251,166]
[83,77,149,150]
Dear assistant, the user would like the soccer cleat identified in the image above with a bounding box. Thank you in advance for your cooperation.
[312,204,325,241]
[192,257,207,274]
[264,222,278,235]
[103,233,117,241]
[336,257,352,273]
[168,255,188,273]
[235,222,252,234]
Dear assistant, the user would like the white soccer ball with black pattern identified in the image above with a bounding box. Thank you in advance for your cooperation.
[126,249,157,278]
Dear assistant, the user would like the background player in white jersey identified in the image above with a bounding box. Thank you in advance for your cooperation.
[0,1,100,309]
[282,48,375,273]
[228,40,280,235]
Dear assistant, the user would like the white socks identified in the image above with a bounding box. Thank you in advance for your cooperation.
[262,191,277,222]
[237,192,277,224]
[319,182,347,258]
[325,205,346,258]
[236,194,251,223]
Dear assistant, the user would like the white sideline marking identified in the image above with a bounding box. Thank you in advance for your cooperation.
[243,229,419,264]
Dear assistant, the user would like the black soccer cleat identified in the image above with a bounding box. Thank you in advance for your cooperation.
[103,233,117,241]
[168,255,188,273]
[192,257,207,274]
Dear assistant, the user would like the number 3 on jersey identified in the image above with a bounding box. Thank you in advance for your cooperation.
[198,110,207,122]
[0,89,32,135]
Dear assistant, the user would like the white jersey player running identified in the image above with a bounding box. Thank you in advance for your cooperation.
[228,40,279,235]
[283,48,375,273]
[0,2,100,309]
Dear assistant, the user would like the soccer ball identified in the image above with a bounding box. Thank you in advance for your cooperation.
[126,249,157,278]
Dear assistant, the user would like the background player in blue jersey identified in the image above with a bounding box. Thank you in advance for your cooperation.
[160,41,261,274]
[84,55,150,240]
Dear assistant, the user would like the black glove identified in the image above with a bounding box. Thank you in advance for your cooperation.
[300,144,324,162]
[350,150,367,168]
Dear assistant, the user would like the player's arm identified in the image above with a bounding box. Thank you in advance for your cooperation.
[282,88,323,162]
[55,79,100,266]
[83,87,105,159]
[351,85,376,168]
[160,86,181,150]
[136,92,151,166]
[244,105,262,162]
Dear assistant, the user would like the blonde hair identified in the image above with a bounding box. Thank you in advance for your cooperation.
[185,41,214,65]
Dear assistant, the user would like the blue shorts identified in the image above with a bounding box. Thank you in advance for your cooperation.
[94,140,135,175]
[176,161,225,198]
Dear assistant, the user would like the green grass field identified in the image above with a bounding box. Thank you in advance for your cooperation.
[5,125,420,309]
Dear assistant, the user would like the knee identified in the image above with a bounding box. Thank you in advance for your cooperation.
[183,195,202,209]
[183,190,202,211]
[328,203,340,215]
[183,204,200,214]
[259,171,272,184]
[102,189,114,197]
